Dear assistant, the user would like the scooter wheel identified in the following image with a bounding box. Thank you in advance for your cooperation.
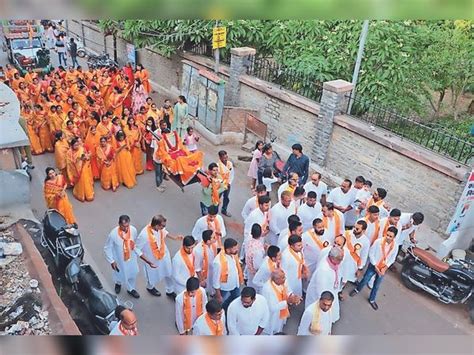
[77,49,86,58]
[401,262,419,292]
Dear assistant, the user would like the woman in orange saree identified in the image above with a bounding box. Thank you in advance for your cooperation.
[63,119,81,143]
[48,105,64,136]
[114,130,136,189]
[34,104,54,152]
[96,136,119,191]
[23,105,44,155]
[84,125,101,180]
[134,64,151,94]
[54,131,70,180]
[124,116,144,175]
[44,167,76,224]
[66,138,95,202]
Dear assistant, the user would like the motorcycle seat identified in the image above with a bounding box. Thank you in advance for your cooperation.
[413,247,449,273]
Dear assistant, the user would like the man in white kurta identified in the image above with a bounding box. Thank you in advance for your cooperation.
[269,191,297,245]
[304,172,328,205]
[193,299,227,335]
[277,219,303,251]
[277,172,299,201]
[343,222,370,284]
[135,215,182,297]
[218,150,234,217]
[297,292,334,336]
[191,205,226,245]
[280,235,308,297]
[321,203,345,242]
[398,212,424,248]
[241,184,267,221]
[376,209,403,244]
[242,195,271,258]
[302,218,331,277]
[327,180,357,225]
[104,216,152,297]
[358,205,380,245]
[306,247,344,323]
[253,246,281,293]
[194,229,216,294]
[261,269,301,335]
[227,287,270,335]
[175,277,208,335]
[172,236,197,295]
[297,191,323,232]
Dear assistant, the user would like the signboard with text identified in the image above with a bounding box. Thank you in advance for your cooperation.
[212,27,227,49]
[447,170,474,233]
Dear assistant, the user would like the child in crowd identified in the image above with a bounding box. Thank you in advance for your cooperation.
[262,167,279,203]
[183,126,200,152]
[355,180,372,217]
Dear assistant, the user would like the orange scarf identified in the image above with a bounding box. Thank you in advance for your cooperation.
[323,212,341,238]
[204,313,224,336]
[207,216,222,249]
[201,242,209,279]
[366,197,384,211]
[219,251,244,285]
[147,225,166,260]
[267,258,277,273]
[308,230,327,250]
[180,247,195,276]
[376,237,395,273]
[218,160,232,188]
[211,178,221,205]
[345,230,362,267]
[271,281,290,319]
[288,247,305,279]
[183,289,204,332]
[118,227,134,261]
[365,215,380,245]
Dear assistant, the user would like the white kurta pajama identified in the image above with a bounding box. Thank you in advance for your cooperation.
[193,312,227,335]
[191,215,226,243]
[343,232,370,283]
[269,201,297,246]
[302,229,331,277]
[241,195,259,222]
[242,207,270,258]
[303,180,328,202]
[306,257,343,323]
[194,242,215,294]
[297,202,323,232]
[135,226,174,292]
[297,302,332,336]
[281,247,306,297]
[104,226,142,292]
[261,279,293,335]
[175,287,208,334]
[253,256,278,293]
[323,210,345,243]
[227,294,270,335]
[172,249,197,294]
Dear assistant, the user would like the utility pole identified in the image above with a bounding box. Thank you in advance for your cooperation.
[214,20,220,73]
[348,20,369,114]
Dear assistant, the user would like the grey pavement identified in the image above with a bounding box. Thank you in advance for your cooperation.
[2,46,473,336]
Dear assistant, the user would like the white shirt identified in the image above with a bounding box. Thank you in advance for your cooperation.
[241,196,259,221]
[218,160,234,185]
[175,288,208,334]
[398,212,420,246]
[297,302,332,336]
[244,207,269,241]
[227,295,270,335]
[323,210,345,242]
[253,257,278,292]
[277,182,291,201]
[369,237,398,268]
[192,215,226,242]
[193,312,227,335]
[172,249,197,294]
[263,177,278,192]
[150,129,162,163]
[377,217,402,244]
[343,232,370,282]
[328,187,356,210]
[297,202,323,231]
[269,201,297,237]
[261,279,293,335]
[281,247,305,297]
[212,253,241,291]
[303,180,328,202]
[301,229,331,274]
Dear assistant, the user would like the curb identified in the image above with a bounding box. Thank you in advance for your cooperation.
[12,223,81,335]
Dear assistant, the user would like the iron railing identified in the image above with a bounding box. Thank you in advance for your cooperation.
[184,42,230,64]
[346,93,474,164]
[246,55,323,103]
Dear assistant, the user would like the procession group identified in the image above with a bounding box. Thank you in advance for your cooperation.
[1,50,425,337]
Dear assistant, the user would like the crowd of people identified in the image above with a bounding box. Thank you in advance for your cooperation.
[2,37,426,336]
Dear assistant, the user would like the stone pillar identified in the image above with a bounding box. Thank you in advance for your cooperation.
[225,47,256,106]
[313,79,354,166]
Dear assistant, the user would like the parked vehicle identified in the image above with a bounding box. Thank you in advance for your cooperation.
[86,52,118,69]
[401,243,474,323]
[42,209,118,334]
[1,20,51,75]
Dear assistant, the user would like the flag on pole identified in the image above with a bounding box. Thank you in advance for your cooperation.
[27,22,34,45]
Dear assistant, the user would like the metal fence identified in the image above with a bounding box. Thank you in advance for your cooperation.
[246,55,324,103]
[184,42,230,64]
[346,93,474,164]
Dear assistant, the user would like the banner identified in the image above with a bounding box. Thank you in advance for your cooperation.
[446,169,474,233]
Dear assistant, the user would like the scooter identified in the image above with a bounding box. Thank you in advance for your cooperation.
[42,210,118,334]
[401,242,474,323]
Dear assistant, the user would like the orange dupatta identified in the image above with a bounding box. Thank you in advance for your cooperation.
[365,215,381,245]
[204,313,224,336]
[219,251,244,285]
[180,247,196,276]
[210,178,221,205]
[345,230,362,267]
[271,281,290,319]
[183,289,204,332]
[147,225,166,260]
[322,212,341,238]
[307,230,328,250]
[288,247,306,279]
[207,216,222,249]
[218,160,232,188]
[118,227,135,261]
[376,237,395,273]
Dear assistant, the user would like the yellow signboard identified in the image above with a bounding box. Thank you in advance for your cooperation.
[212,27,227,49]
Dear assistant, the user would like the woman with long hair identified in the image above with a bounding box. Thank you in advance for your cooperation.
[66,137,95,202]
[247,140,264,190]
[132,78,147,115]
[96,136,119,191]
[124,116,144,175]
[257,143,278,185]
[84,125,101,180]
[43,167,76,224]
[142,117,157,171]
[172,95,189,138]
[54,131,70,181]
[34,104,54,152]
[114,130,137,188]
[134,63,151,94]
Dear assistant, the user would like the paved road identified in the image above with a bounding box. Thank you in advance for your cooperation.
[4,48,472,336]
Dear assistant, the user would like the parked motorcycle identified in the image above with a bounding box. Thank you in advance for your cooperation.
[42,209,118,334]
[401,243,474,323]
[86,52,118,69]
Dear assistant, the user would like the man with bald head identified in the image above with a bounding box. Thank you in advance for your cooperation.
[305,246,344,323]
[109,306,138,335]
[261,269,302,334]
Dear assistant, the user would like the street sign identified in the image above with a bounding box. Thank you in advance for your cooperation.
[212,26,226,49]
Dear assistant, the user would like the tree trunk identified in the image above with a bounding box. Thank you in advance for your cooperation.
[468,99,474,115]
[434,89,446,118]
